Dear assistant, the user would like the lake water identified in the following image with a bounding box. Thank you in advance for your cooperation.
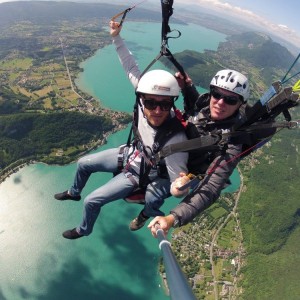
[76,21,226,112]
[0,21,237,300]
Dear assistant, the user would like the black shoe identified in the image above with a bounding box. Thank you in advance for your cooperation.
[129,211,149,231]
[54,190,81,201]
[62,228,84,239]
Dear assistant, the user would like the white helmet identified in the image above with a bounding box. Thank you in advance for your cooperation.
[136,70,180,97]
[210,69,250,102]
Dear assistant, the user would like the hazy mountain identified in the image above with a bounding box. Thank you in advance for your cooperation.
[0,1,164,26]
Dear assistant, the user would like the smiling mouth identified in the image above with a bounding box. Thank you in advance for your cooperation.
[213,107,225,113]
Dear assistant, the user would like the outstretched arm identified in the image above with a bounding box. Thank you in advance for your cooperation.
[148,143,242,236]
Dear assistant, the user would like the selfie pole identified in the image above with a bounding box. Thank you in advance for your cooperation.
[155,225,197,300]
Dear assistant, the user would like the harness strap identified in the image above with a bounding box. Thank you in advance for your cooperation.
[122,169,139,188]
[139,0,186,80]
[155,118,299,160]
[140,52,163,79]
[238,121,299,131]
[281,52,300,84]
[138,155,153,188]
[163,48,186,79]
[156,134,221,160]
[117,145,126,171]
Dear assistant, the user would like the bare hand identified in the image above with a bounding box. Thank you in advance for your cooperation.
[109,20,122,37]
[174,72,193,89]
[174,172,190,188]
[148,215,175,237]
[171,172,190,196]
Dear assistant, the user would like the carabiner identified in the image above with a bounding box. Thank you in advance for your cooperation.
[110,0,146,26]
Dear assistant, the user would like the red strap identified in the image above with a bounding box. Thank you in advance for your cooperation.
[174,108,187,128]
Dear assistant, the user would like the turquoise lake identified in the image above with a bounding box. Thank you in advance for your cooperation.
[0,21,239,300]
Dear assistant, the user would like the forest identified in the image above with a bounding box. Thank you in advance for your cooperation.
[237,127,300,299]
[0,111,130,170]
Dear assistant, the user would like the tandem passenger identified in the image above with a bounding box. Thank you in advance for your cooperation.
[148,69,250,235]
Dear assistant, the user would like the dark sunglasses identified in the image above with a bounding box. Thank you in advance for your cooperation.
[143,99,173,111]
[211,89,241,106]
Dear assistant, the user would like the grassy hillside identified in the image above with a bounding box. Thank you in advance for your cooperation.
[238,127,300,299]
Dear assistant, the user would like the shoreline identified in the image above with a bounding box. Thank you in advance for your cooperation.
[0,124,128,185]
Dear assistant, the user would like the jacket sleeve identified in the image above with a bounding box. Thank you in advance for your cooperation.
[170,143,242,226]
[182,84,200,116]
[112,35,141,89]
[182,85,211,117]
[164,132,189,183]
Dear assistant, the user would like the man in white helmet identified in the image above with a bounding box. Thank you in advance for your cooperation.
[148,70,251,236]
[53,22,189,239]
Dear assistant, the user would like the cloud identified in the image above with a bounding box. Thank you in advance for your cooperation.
[176,0,300,48]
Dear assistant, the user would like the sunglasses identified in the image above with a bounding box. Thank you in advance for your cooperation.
[211,89,241,106]
[143,99,173,111]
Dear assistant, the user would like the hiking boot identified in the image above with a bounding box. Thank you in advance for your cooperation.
[54,190,81,201]
[129,211,149,231]
[62,228,84,239]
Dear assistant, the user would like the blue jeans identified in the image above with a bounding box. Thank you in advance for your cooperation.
[68,147,171,236]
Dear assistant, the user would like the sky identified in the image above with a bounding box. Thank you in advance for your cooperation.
[0,0,299,48]
[175,0,300,49]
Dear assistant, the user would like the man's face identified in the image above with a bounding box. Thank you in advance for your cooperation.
[209,87,242,121]
[141,94,173,127]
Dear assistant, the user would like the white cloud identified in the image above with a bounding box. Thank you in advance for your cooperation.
[278,24,289,30]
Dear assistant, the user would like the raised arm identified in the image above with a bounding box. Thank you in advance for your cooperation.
[110,21,141,89]
[174,72,206,116]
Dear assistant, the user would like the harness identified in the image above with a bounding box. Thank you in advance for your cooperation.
[110,0,189,202]
[119,109,186,189]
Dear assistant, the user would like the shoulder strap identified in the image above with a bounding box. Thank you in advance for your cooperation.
[152,115,185,153]
[125,94,141,147]
[137,115,185,188]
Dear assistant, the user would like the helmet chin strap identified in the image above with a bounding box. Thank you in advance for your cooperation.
[136,93,146,119]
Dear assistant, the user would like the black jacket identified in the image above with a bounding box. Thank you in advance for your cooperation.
[171,85,243,226]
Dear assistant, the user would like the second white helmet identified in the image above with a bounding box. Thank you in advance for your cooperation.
[210,69,250,102]
[136,70,180,97]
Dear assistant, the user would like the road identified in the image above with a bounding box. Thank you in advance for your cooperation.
[210,167,244,300]
[59,37,94,112]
